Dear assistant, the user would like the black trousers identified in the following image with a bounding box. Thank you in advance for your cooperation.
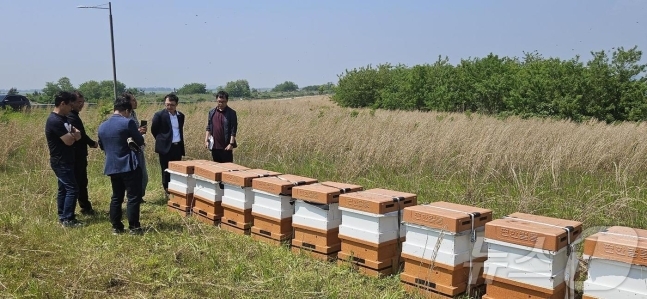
[73,157,93,211]
[109,167,142,230]
[211,149,233,163]
[159,143,183,191]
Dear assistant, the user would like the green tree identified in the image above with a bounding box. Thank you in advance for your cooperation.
[40,77,79,103]
[77,80,127,102]
[57,77,74,92]
[7,88,18,95]
[272,81,299,92]
[177,83,207,95]
[332,47,647,122]
[224,79,251,98]
[78,80,102,100]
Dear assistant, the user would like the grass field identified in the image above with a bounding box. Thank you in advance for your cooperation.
[1,95,646,298]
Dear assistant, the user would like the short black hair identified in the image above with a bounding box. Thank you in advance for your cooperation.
[54,91,76,107]
[164,93,179,104]
[216,90,229,101]
[113,96,133,112]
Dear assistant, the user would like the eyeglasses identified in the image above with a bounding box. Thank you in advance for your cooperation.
[165,103,177,107]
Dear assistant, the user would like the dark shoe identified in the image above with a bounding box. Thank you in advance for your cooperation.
[112,228,126,235]
[61,219,84,228]
[129,227,144,235]
[81,209,96,216]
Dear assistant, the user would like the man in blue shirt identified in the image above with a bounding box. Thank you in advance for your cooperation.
[98,96,145,235]
[45,91,83,227]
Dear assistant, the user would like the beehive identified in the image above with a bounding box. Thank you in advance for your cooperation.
[400,202,492,297]
[337,188,417,277]
[582,226,647,299]
[250,174,318,245]
[482,212,582,298]
[291,182,363,259]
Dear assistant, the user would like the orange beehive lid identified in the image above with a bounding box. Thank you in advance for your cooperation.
[220,169,282,187]
[193,163,250,181]
[167,160,213,174]
[292,181,363,204]
[485,212,583,251]
[251,174,318,195]
[403,202,492,233]
[338,188,417,214]
[583,226,647,267]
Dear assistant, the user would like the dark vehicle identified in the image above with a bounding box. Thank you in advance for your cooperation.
[0,94,31,110]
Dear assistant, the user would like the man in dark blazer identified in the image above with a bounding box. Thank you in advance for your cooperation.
[98,96,145,235]
[151,93,185,196]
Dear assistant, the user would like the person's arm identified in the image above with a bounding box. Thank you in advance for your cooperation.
[229,111,237,145]
[150,112,160,138]
[129,120,145,146]
[66,115,81,144]
[204,131,211,149]
[60,128,81,146]
[204,109,213,149]
[82,129,97,148]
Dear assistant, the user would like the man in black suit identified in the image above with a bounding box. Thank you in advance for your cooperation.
[151,93,185,196]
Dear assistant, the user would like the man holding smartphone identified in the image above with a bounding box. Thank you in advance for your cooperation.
[123,92,148,201]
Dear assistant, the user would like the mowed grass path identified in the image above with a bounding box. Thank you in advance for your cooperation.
[1,95,646,298]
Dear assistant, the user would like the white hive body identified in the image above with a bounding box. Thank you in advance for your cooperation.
[222,184,255,210]
[193,176,223,202]
[166,169,196,194]
[583,257,647,298]
[251,189,294,219]
[338,207,405,244]
[292,200,341,231]
[483,238,569,289]
[402,223,486,266]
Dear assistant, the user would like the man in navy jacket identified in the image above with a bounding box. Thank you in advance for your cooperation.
[98,96,145,235]
[151,93,185,196]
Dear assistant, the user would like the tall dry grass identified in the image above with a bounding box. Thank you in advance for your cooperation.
[122,95,647,229]
[168,95,647,180]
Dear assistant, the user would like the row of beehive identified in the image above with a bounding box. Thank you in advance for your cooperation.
[163,159,647,299]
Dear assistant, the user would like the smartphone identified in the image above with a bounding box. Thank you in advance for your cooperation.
[140,120,147,127]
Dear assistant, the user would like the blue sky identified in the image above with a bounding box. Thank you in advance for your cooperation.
[1,0,645,90]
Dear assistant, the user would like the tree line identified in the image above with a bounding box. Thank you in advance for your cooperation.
[23,78,335,103]
[332,46,647,123]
